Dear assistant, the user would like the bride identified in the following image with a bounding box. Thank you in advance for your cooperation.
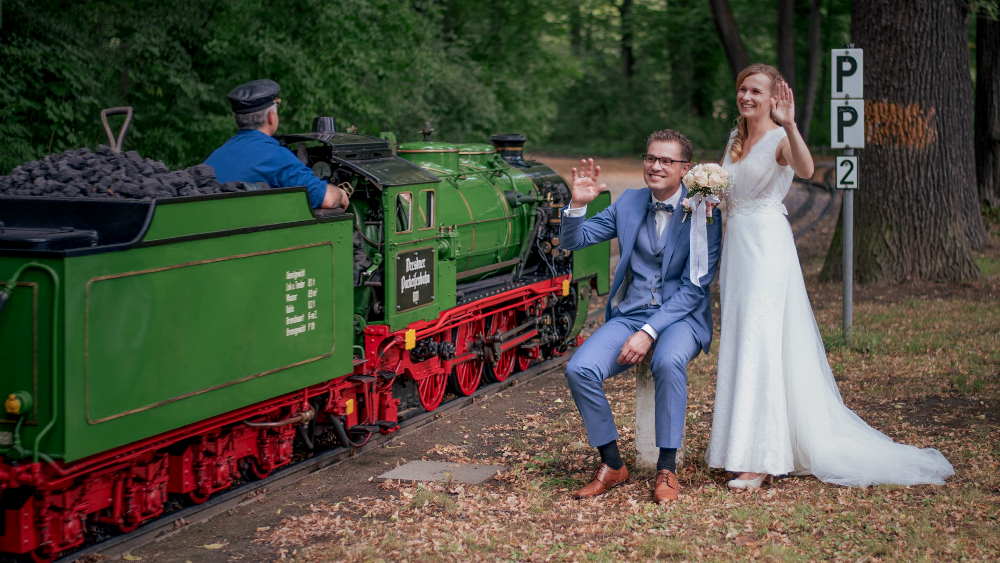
[705,63,954,488]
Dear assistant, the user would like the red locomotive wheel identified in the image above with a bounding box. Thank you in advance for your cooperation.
[30,546,56,563]
[117,518,142,534]
[450,318,485,395]
[486,310,517,382]
[188,488,212,504]
[417,369,448,411]
[248,458,273,480]
[517,348,535,372]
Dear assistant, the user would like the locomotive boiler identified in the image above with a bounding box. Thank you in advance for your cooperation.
[0,122,610,560]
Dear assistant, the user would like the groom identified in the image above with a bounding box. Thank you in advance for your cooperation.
[560,129,722,503]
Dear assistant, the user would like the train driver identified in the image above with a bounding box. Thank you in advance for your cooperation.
[204,79,349,209]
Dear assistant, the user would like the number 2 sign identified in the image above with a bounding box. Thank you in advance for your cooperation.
[836,156,858,190]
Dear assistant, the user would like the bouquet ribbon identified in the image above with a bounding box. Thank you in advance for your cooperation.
[688,193,719,287]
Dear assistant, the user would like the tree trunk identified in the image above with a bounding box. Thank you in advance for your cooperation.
[823,0,982,282]
[708,0,749,80]
[798,0,822,139]
[976,13,1000,208]
[777,0,795,89]
[569,3,583,57]
[620,0,635,80]
[669,0,694,116]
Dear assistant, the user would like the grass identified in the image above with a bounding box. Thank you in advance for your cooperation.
[821,325,885,354]
[256,245,1000,561]
[408,485,459,514]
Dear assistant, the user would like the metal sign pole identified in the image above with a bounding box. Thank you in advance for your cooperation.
[842,148,855,342]
[832,43,861,344]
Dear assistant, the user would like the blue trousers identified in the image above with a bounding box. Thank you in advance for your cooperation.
[565,311,701,449]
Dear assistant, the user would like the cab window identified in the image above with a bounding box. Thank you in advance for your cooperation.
[422,190,435,229]
[396,192,412,233]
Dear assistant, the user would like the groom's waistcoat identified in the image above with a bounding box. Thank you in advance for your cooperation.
[616,207,667,315]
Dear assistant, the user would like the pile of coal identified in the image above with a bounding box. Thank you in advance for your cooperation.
[0,146,245,200]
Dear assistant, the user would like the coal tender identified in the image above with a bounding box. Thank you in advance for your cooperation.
[0,121,609,560]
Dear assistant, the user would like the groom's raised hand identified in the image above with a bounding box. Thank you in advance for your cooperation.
[617,330,653,365]
[569,158,609,208]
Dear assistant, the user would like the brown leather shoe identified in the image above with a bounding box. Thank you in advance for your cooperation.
[653,469,680,503]
[572,464,629,499]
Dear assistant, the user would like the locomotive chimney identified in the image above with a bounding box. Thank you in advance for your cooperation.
[490,133,527,167]
[312,116,337,134]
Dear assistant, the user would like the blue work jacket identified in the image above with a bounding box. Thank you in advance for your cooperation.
[204,130,327,208]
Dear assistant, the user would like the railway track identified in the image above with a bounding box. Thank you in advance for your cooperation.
[59,352,580,562]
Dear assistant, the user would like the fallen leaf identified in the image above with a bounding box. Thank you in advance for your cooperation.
[198,542,227,550]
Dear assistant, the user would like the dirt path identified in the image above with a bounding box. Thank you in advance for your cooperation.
[127,357,600,562]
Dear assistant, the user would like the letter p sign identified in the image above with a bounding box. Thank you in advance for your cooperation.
[831,49,863,99]
[831,99,865,149]
[830,48,864,148]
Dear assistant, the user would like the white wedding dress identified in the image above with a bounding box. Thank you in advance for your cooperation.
[705,127,954,486]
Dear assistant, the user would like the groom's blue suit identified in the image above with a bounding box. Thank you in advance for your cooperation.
[560,185,722,449]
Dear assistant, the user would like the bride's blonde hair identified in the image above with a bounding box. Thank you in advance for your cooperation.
[729,63,785,162]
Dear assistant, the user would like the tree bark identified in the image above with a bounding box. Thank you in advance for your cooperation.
[823,0,982,282]
[777,0,796,88]
[708,0,749,80]
[798,0,822,139]
[620,0,635,80]
[976,13,1000,208]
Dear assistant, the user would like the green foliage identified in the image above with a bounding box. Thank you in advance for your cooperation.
[0,0,576,172]
[0,0,859,173]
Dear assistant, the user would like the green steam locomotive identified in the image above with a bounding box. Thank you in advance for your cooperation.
[0,121,609,560]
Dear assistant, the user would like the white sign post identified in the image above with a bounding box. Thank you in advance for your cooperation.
[831,46,863,342]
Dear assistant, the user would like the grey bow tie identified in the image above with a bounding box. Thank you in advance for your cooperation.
[650,202,674,213]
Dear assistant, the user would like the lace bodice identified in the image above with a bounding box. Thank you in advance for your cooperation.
[722,127,794,216]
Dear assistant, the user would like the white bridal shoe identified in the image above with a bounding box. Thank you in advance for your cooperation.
[727,473,771,490]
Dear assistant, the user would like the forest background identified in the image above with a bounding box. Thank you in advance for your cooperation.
[3,0,999,283]
[1,0,858,171]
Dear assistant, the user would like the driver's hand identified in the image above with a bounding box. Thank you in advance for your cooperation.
[322,183,350,209]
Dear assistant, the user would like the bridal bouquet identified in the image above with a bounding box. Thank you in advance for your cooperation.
[681,163,730,224]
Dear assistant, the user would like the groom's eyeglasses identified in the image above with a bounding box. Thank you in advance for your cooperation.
[641,154,690,167]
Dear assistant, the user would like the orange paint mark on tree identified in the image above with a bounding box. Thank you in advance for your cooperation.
[865,100,938,149]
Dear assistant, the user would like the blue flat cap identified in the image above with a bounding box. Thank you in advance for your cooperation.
[227,79,281,114]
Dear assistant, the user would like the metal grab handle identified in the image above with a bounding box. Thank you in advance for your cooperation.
[244,408,315,428]
[100,106,134,153]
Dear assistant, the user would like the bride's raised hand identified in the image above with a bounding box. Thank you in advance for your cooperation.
[569,158,608,207]
[770,79,796,127]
